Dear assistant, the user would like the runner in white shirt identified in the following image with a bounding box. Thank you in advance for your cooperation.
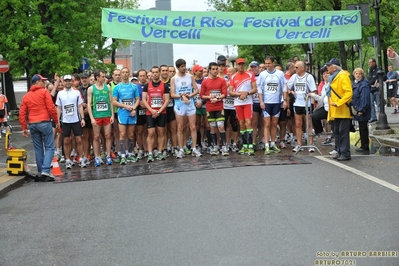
[258,56,288,155]
[56,75,86,169]
[287,61,317,153]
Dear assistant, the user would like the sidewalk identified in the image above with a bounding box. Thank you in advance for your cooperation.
[2,107,399,197]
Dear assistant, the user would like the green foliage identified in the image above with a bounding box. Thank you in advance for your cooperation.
[208,0,399,72]
[0,0,138,79]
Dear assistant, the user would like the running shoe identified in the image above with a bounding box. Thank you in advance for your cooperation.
[264,146,272,155]
[183,146,191,155]
[176,150,183,159]
[65,160,73,169]
[113,156,121,163]
[322,138,333,146]
[157,153,166,160]
[94,157,101,167]
[162,150,169,158]
[258,142,265,151]
[127,155,138,163]
[279,141,287,149]
[59,155,66,163]
[201,141,208,151]
[247,147,255,156]
[309,147,315,153]
[329,150,338,155]
[221,146,229,156]
[99,157,104,165]
[79,160,86,168]
[137,150,144,159]
[271,145,281,153]
[120,156,127,165]
[106,156,113,165]
[238,147,247,155]
[292,145,303,153]
[153,149,159,157]
[83,157,90,165]
[147,153,154,163]
[231,143,239,152]
[192,149,202,157]
[211,146,219,156]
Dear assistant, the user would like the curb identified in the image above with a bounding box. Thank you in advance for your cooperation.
[0,175,26,198]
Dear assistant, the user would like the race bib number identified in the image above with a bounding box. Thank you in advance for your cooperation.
[151,97,163,108]
[167,98,174,107]
[252,93,259,99]
[389,85,393,89]
[224,96,234,106]
[295,84,306,94]
[122,98,134,106]
[96,101,108,112]
[266,83,278,94]
[64,104,74,116]
[139,109,146,116]
[210,90,221,98]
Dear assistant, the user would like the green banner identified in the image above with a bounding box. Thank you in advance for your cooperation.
[101,8,361,45]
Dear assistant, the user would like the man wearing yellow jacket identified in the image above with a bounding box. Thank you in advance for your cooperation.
[325,58,353,161]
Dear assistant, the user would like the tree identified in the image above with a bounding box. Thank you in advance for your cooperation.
[0,0,138,90]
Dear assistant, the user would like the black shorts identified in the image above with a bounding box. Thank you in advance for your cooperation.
[137,107,147,125]
[279,108,289,122]
[84,115,92,129]
[252,103,262,114]
[62,122,82,137]
[294,105,313,115]
[146,114,167,128]
[207,110,225,122]
[224,109,238,132]
[166,107,176,123]
[387,88,397,98]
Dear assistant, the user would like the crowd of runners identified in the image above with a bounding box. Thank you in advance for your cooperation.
[40,54,334,168]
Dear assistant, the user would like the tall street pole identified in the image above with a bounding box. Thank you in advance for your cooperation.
[374,0,390,130]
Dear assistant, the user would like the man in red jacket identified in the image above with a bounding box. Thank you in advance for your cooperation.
[19,74,60,181]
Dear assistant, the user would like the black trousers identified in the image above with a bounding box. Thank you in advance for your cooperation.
[333,118,351,158]
[358,120,369,150]
[311,108,328,135]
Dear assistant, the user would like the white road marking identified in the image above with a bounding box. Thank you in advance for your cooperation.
[315,156,399,193]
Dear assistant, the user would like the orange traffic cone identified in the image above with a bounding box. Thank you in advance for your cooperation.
[51,157,63,176]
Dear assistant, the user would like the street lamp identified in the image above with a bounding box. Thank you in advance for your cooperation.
[371,0,390,130]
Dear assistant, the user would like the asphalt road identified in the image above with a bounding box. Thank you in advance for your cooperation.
[1,156,399,266]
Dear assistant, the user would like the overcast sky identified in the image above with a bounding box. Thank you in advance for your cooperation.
[138,0,237,67]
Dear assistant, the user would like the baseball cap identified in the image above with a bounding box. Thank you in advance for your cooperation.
[249,61,259,67]
[325,58,341,67]
[236,58,246,64]
[217,55,227,61]
[31,74,48,83]
[192,65,204,73]
[217,61,226,66]
[63,74,72,80]
[131,77,138,81]
[81,72,89,78]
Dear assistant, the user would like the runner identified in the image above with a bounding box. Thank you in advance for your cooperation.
[258,56,288,155]
[142,66,170,162]
[56,74,86,168]
[112,67,140,165]
[78,72,93,165]
[87,69,114,166]
[170,58,202,158]
[200,62,229,156]
[136,69,148,159]
[287,61,317,152]
[224,67,239,152]
[228,58,257,155]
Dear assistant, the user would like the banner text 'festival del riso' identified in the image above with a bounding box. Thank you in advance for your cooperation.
[101,9,361,45]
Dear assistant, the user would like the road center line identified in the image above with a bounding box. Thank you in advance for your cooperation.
[315,156,399,194]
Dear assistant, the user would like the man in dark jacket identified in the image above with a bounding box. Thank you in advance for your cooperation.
[352,68,371,154]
